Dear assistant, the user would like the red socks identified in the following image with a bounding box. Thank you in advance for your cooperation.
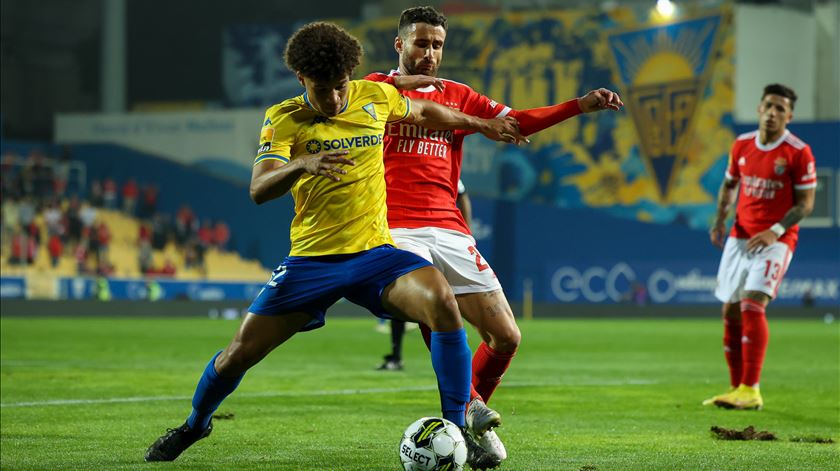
[723,316,743,388]
[740,299,769,387]
[472,342,515,403]
[419,323,515,403]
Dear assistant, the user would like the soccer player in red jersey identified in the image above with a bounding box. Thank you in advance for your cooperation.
[365,6,622,461]
[704,84,817,410]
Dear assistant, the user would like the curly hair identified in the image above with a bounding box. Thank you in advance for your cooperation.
[284,22,363,82]
[398,6,448,38]
[762,83,797,109]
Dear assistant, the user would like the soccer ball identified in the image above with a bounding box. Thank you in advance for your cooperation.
[398,417,467,471]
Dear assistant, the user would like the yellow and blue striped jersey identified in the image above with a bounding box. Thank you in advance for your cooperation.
[255,80,411,256]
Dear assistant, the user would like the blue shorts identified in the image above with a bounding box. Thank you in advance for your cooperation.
[248,244,431,331]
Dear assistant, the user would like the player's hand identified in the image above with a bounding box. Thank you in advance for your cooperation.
[481,116,529,145]
[579,88,624,113]
[298,151,354,182]
[746,230,778,254]
[393,75,445,92]
[709,222,727,248]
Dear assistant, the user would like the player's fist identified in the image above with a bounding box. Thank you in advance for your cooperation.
[482,116,528,145]
[579,88,624,113]
[394,75,446,92]
[709,222,727,248]
[299,151,355,182]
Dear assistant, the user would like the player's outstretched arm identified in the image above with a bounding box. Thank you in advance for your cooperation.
[249,151,353,204]
[407,98,527,144]
[578,88,624,113]
[710,178,739,248]
[509,88,623,136]
[363,72,445,92]
[745,187,815,253]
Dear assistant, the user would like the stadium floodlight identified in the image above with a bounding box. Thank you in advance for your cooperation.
[655,0,676,19]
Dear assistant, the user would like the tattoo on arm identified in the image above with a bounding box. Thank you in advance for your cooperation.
[714,180,738,223]
[779,189,816,229]
[779,205,808,229]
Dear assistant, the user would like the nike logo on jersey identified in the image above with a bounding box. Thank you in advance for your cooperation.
[738,156,746,166]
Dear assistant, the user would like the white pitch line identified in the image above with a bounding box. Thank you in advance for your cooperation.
[0,379,656,409]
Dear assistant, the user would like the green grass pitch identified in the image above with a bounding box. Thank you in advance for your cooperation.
[1,315,838,470]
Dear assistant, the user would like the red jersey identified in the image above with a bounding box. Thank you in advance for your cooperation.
[365,71,510,234]
[725,129,817,250]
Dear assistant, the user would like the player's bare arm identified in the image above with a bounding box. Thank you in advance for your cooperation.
[578,88,624,112]
[746,187,815,253]
[456,192,472,228]
[393,74,446,92]
[249,151,354,204]
[710,178,739,248]
[407,98,527,144]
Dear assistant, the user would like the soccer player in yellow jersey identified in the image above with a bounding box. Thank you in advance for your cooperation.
[145,22,524,468]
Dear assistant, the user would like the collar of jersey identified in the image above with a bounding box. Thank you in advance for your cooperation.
[753,129,789,152]
[302,92,349,116]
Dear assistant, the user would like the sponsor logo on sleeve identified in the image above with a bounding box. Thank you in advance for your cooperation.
[260,127,275,143]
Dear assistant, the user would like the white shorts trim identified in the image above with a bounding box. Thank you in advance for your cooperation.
[390,227,502,295]
[714,238,793,303]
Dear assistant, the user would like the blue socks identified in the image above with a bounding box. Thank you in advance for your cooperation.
[430,329,472,427]
[186,351,244,431]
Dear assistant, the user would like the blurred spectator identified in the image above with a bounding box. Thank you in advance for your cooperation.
[161,258,177,277]
[9,228,36,265]
[213,220,230,249]
[175,205,196,244]
[52,147,72,198]
[138,221,151,244]
[151,214,168,250]
[17,197,35,228]
[184,238,206,271]
[75,238,90,274]
[65,197,83,244]
[95,221,111,261]
[97,258,115,277]
[122,178,139,215]
[140,184,159,219]
[197,219,214,247]
[30,150,54,201]
[2,196,19,241]
[138,239,153,274]
[103,178,118,209]
[43,200,64,237]
[89,180,105,207]
[80,202,97,230]
[26,220,41,247]
[48,234,63,267]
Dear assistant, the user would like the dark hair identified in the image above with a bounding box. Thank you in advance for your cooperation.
[398,6,448,37]
[762,83,797,109]
[284,22,362,82]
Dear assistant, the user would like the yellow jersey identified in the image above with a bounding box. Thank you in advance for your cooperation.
[255,80,411,256]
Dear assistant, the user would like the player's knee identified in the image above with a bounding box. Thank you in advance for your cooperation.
[743,291,770,306]
[425,286,462,331]
[489,324,521,353]
[216,342,261,376]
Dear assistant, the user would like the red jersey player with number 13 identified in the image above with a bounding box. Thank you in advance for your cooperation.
[365,6,622,465]
[704,84,817,410]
